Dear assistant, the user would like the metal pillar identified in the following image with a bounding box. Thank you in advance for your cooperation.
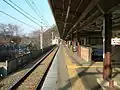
[86,36,89,45]
[103,14,112,81]
[68,41,71,48]
[71,33,73,50]
[77,42,81,57]
[77,31,81,57]
[72,32,78,52]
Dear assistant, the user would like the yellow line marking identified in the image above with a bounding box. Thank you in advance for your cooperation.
[69,46,73,54]
[63,47,85,90]
[95,62,103,64]
[67,65,103,69]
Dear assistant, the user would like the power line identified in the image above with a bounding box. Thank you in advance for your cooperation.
[25,0,42,20]
[3,0,41,27]
[30,0,49,26]
[25,0,48,26]
[0,10,35,29]
[8,0,42,24]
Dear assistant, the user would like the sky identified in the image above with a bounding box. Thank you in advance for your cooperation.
[0,0,55,35]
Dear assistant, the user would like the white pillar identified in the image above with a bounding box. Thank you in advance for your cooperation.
[40,26,43,51]
[84,37,86,45]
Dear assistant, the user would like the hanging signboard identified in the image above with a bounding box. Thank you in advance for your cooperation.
[111,37,120,45]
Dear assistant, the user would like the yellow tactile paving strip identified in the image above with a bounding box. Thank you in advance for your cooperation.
[63,47,85,90]
[67,65,103,69]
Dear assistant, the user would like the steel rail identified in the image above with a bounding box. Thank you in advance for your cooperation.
[9,46,57,90]
[35,46,59,90]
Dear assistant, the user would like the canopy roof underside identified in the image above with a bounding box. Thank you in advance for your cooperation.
[49,0,120,40]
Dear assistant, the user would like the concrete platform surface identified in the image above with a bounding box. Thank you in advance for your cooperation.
[41,45,120,90]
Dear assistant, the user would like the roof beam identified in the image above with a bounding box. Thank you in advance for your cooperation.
[74,0,83,15]
[57,20,73,25]
[56,18,74,24]
[77,10,101,31]
[69,10,101,36]
[62,0,72,37]
[77,31,102,37]
[65,0,100,38]
[56,11,76,17]
[113,23,120,29]
[62,0,64,17]
[98,0,120,13]
[55,8,76,17]
[84,25,100,30]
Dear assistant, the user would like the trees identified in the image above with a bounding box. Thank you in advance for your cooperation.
[0,23,21,44]
[28,25,59,49]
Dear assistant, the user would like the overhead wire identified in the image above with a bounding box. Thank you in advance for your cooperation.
[3,0,41,27]
[30,0,49,26]
[0,10,35,30]
[24,0,42,20]
[25,0,49,27]
[8,0,43,24]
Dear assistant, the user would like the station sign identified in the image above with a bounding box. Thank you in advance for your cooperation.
[111,37,120,45]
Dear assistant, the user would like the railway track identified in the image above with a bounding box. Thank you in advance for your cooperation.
[9,46,58,90]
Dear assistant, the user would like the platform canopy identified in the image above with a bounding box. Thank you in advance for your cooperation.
[48,0,120,40]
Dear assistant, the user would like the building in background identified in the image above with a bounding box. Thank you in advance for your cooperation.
[52,36,60,45]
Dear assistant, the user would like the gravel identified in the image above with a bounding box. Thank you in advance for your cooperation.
[17,49,57,90]
[0,48,57,90]
[0,58,41,90]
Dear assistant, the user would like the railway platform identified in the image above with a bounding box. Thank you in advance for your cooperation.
[2,44,120,90]
[41,44,120,90]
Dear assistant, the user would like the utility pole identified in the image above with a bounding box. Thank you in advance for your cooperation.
[52,32,53,45]
[52,32,53,40]
[40,26,43,51]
